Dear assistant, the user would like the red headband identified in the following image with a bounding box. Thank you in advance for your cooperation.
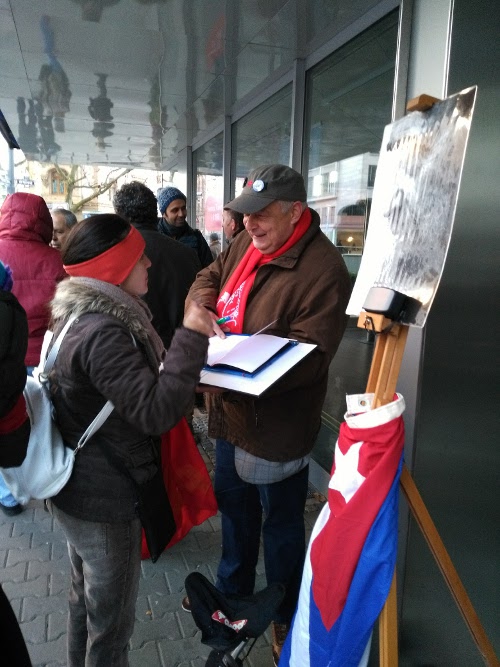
[64,226,146,285]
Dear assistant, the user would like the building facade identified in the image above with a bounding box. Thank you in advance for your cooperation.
[0,1,498,663]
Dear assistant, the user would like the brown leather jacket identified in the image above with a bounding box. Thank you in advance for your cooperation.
[187,208,351,461]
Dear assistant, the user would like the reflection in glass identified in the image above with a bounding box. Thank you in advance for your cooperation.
[235,4,295,101]
[232,84,292,196]
[304,11,399,466]
[304,11,398,281]
[306,0,381,44]
[193,133,224,243]
[148,74,167,169]
[88,73,114,150]
[38,15,72,134]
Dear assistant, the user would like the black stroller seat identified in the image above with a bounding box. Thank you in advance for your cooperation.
[185,572,285,666]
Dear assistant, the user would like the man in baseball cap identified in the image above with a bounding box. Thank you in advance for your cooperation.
[226,163,308,214]
[185,164,351,665]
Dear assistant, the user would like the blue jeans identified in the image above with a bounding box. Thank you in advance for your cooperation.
[48,501,142,667]
[214,439,309,624]
[0,476,18,507]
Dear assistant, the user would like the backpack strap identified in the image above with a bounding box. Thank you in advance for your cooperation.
[43,315,78,374]
[41,315,115,454]
[74,400,115,454]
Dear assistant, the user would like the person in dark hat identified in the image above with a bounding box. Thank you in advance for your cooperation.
[184,163,351,665]
[157,186,213,268]
[209,232,221,260]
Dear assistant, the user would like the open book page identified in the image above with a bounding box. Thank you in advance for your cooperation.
[207,334,290,374]
[200,341,316,397]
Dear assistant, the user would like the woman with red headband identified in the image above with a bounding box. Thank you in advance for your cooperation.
[45,214,214,667]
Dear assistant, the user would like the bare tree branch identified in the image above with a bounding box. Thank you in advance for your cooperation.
[41,163,133,212]
[70,167,133,213]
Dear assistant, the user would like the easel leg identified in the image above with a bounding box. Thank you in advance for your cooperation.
[366,324,408,408]
[400,465,499,667]
[359,313,498,666]
[379,573,398,666]
[363,322,407,667]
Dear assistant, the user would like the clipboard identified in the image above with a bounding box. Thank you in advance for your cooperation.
[203,339,300,378]
[199,339,316,397]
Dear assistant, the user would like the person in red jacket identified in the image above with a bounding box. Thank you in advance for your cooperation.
[0,192,65,514]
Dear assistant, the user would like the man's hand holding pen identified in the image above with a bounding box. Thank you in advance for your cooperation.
[211,314,231,338]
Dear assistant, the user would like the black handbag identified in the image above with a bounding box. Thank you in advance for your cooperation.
[95,439,176,564]
[134,464,176,563]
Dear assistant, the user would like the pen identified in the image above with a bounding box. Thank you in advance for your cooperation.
[215,315,232,325]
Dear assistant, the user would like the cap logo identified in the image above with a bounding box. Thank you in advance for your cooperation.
[252,179,265,192]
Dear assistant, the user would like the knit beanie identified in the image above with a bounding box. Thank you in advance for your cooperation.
[157,187,186,214]
[0,261,13,292]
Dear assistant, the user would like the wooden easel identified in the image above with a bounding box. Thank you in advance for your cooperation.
[358,93,498,667]
[358,311,498,667]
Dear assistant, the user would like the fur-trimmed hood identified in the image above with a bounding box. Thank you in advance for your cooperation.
[51,278,151,347]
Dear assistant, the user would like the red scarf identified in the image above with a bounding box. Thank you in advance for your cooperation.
[216,208,311,332]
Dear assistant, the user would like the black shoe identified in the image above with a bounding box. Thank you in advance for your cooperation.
[181,595,192,612]
[0,503,23,517]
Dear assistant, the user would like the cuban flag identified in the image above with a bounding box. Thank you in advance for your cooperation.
[280,393,405,667]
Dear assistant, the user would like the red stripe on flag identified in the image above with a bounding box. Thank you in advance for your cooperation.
[310,415,404,630]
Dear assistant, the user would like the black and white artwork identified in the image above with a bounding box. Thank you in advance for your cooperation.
[347,86,477,327]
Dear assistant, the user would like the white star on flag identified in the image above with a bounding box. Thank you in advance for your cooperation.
[329,441,365,503]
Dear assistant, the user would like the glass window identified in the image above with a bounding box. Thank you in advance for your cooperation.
[232,83,292,196]
[304,11,398,273]
[235,4,295,102]
[49,170,66,196]
[193,133,224,245]
[306,0,382,44]
[303,11,399,471]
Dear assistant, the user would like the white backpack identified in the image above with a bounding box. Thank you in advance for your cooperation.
[0,316,114,504]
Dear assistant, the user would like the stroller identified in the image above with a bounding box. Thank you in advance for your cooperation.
[185,572,285,666]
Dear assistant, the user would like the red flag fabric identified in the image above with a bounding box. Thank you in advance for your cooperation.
[141,417,218,559]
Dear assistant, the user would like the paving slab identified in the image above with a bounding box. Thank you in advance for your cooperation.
[0,411,325,666]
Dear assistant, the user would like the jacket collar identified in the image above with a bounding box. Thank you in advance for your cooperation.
[51,278,151,346]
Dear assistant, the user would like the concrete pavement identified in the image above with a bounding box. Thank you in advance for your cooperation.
[1,411,324,667]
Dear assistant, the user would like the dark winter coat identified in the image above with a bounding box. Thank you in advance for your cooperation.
[187,208,351,462]
[49,280,208,523]
[0,290,30,467]
[133,220,200,349]
[158,218,214,268]
[0,193,66,365]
